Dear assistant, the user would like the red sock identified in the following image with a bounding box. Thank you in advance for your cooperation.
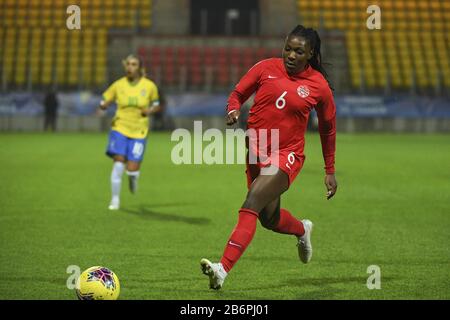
[220,208,258,273]
[273,208,305,237]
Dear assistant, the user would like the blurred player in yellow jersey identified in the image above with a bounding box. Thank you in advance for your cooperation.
[98,54,160,210]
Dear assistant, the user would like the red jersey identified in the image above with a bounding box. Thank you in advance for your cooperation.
[227,58,336,175]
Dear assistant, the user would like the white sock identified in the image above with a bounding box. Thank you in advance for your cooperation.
[111,162,125,203]
[126,170,140,180]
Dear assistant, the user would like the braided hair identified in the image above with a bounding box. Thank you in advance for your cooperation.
[288,25,332,89]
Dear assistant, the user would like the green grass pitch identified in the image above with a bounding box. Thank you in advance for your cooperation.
[0,131,449,299]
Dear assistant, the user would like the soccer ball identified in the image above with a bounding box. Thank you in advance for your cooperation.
[76,266,120,300]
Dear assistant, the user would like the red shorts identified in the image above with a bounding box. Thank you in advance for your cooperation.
[245,149,305,189]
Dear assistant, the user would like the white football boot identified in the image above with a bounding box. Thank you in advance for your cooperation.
[200,258,228,290]
[297,219,313,263]
[108,197,120,210]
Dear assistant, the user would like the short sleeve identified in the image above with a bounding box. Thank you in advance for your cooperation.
[102,81,117,102]
[149,82,160,106]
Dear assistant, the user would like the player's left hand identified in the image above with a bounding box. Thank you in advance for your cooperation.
[226,110,240,125]
[142,106,160,117]
[324,174,338,200]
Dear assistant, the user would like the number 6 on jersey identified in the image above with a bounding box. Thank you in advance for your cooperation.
[275,91,288,109]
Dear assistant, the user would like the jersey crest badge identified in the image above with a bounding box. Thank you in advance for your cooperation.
[297,85,310,98]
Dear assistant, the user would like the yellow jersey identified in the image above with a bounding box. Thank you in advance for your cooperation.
[102,77,159,139]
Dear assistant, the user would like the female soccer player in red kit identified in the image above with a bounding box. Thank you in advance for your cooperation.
[201,25,338,290]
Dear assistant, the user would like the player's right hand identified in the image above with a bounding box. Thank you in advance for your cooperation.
[226,110,240,125]
[96,107,106,117]
[96,100,108,117]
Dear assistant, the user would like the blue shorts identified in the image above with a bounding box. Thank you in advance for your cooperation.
[106,130,147,162]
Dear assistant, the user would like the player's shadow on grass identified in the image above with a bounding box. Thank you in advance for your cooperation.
[121,205,211,225]
[287,276,388,286]
[287,276,395,299]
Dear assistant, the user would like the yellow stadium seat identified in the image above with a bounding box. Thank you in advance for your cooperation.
[433,21,446,32]
[351,73,362,88]
[406,9,418,22]
[81,30,94,85]
[428,69,439,87]
[0,28,3,59]
[373,50,385,65]
[334,18,346,30]
[27,8,40,27]
[116,9,129,27]
[15,28,30,85]
[95,65,106,85]
[140,9,152,28]
[297,1,308,13]
[443,70,450,87]
[377,71,387,87]
[346,0,361,10]
[4,6,15,27]
[321,0,334,10]
[415,70,429,88]
[94,29,107,85]
[346,10,358,22]
[129,0,139,8]
[430,9,443,21]
[41,0,53,7]
[380,0,394,10]
[41,29,56,84]
[55,29,68,84]
[409,20,421,31]
[105,0,117,9]
[404,1,416,10]
[29,28,42,84]
[309,2,320,10]
[52,3,65,28]
[365,75,376,88]
[393,1,406,11]
[16,8,27,27]
[419,10,431,22]
[87,8,99,27]
[436,51,449,70]
[391,76,403,88]
[429,0,441,11]
[104,9,115,28]
[67,31,81,85]
[53,0,64,7]
[394,8,407,20]
[334,0,345,10]
[402,72,413,87]
[348,20,364,30]
[117,0,128,7]
[3,28,17,82]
